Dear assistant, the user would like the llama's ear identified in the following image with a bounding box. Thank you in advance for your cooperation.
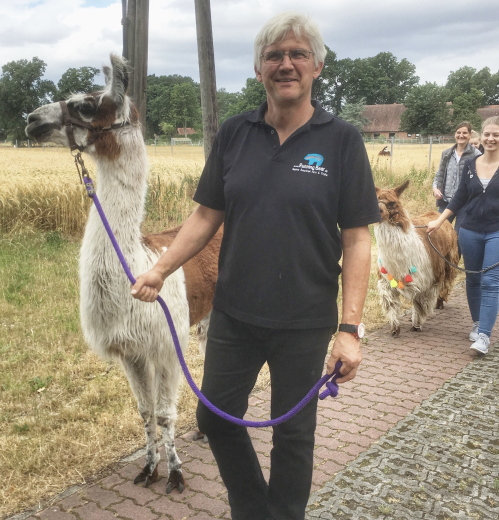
[102,66,112,86]
[109,53,129,106]
[393,180,410,197]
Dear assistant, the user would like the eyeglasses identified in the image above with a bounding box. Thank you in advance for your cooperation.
[260,49,314,64]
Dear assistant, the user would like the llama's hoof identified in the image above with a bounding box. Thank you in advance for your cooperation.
[410,326,422,332]
[435,298,444,310]
[134,464,159,487]
[166,469,185,494]
[391,326,400,337]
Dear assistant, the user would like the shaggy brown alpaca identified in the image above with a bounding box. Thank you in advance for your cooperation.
[375,180,459,336]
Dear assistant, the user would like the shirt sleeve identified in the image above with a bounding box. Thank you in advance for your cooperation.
[447,159,471,214]
[193,131,226,210]
[337,128,381,229]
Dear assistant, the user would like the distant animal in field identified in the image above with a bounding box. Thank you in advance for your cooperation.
[378,146,391,156]
[375,180,458,337]
[25,54,222,493]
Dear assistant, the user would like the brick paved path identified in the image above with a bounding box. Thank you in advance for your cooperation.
[16,284,496,520]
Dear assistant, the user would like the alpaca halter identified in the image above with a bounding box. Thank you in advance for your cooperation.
[60,100,129,153]
[378,259,416,289]
[72,154,343,427]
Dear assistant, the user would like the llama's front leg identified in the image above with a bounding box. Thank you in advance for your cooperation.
[120,357,160,487]
[155,370,185,494]
[377,278,402,336]
[411,291,437,332]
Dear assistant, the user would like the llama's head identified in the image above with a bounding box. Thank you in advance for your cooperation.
[375,180,411,232]
[25,54,137,159]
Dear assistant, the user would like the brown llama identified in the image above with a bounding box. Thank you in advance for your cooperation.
[375,180,459,337]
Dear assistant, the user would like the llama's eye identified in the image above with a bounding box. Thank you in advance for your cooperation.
[79,103,96,116]
[386,202,395,208]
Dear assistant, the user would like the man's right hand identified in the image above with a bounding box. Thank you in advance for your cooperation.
[433,187,443,199]
[131,268,165,302]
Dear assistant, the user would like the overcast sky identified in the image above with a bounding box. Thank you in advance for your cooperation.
[2,0,499,94]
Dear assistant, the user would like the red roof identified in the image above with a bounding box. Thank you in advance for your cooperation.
[177,128,196,135]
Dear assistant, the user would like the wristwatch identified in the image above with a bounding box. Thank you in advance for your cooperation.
[338,323,365,340]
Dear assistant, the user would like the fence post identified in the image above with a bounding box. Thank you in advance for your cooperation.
[171,138,173,156]
[428,136,433,172]
[390,137,394,169]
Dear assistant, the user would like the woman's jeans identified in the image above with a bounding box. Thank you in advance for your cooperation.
[459,227,499,337]
[196,308,333,520]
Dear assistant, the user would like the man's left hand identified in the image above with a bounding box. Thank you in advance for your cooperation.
[326,331,362,384]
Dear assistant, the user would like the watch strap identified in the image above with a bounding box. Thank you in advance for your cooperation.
[339,324,358,334]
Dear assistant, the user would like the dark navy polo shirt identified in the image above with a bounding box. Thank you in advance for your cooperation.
[194,101,381,329]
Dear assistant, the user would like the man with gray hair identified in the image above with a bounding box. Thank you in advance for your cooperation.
[132,11,380,520]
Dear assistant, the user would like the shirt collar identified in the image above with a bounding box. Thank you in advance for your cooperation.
[246,100,334,125]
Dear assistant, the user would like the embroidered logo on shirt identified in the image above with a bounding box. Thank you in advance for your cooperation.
[292,153,329,176]
[304,153,324,166]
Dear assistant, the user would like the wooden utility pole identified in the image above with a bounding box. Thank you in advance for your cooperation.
[194,0,219,159]
[122,0,148,136]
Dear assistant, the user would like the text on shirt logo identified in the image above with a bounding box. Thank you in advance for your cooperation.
[292,153,329,176]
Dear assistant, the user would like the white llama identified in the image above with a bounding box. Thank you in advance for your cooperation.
[25,54,221,493]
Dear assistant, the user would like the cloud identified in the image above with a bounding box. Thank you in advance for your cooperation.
[1,0,499,92]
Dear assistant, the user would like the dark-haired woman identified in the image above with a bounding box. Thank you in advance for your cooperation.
[428,117,499,355]
[432,122,481,241]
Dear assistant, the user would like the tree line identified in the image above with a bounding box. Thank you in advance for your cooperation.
[1,51,498,142]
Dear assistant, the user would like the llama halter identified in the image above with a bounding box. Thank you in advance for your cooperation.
[73,153,342,428]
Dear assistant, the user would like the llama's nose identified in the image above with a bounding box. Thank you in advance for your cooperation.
[27,111,40,125]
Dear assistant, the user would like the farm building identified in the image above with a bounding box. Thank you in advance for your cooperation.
[177,127,196,135]
[361,103,499,138]
[361,104,412,139]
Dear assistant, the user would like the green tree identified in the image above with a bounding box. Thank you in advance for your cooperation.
[145,74,200,138]
[159,122,176,139]
[224,78,267,119]
[217,88,240,123]
[0,57,56,142]
[55,66,101,101]
[446,66,499,105]
[451,88,483,130]
[400,82,452,136]
[312,49,418,115]
[338,98,370,132]
[169,82,201,135]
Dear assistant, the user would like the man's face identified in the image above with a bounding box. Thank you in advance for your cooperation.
[255,30,323,107]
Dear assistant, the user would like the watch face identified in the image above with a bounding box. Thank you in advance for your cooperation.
[358,323,365,338]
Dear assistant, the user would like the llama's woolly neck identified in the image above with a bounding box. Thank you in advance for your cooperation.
[375,221,430,281]
[85,125,148,253]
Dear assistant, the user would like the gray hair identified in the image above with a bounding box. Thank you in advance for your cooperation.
[254,11,327,71]
[482,116,499,132]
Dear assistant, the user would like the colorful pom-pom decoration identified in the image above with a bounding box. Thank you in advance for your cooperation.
[409,266,417,273]
[398,280,404,289]
[405,274,413,283]
[390,279,398,288]
[380,267,387,274]
[387,274,393,280]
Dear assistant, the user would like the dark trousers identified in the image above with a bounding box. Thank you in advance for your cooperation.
[196,308,333,520]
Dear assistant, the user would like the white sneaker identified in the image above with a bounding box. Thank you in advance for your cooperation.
[470,333,489,355]
[469,321,480,341]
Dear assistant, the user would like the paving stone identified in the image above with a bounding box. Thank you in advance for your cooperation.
[99,473,124,489]
[58,493,88,512]
[82,485,122,508]
[73,502,118,520]
[149,496,196,518]
[184,475,226,499]
[111,499,159,520]
[38,507,77,520]
[115,480,157,505]
[185,494,230,517]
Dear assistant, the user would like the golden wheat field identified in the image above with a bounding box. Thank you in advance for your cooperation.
[0,141,452,517]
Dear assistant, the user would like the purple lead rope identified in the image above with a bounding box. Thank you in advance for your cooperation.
[83,175,342,428]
